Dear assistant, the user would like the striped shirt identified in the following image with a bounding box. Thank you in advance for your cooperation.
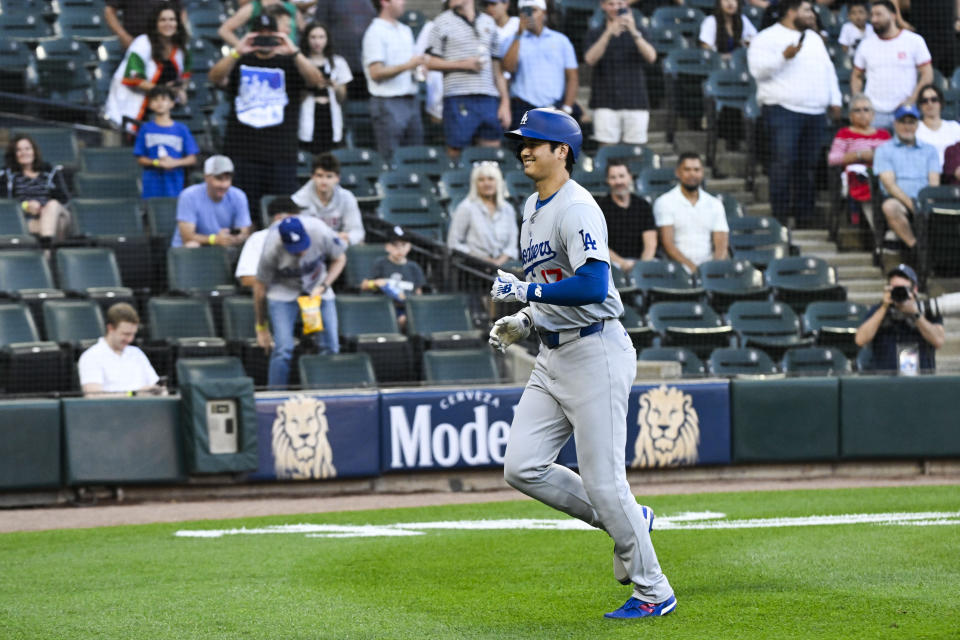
[827,127,891,201]
[427,10,500,98]
[0,165,69,206]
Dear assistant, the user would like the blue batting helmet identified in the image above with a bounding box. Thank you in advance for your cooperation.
[505,108,582,160]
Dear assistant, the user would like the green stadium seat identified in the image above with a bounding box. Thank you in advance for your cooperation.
[378,170,435,196]
[631,260,703,310]
[765,256,846,313]
[460,146,521,172]
[620,305,656,350]
[176,357,247,385]
[80,147,138,175]
[42,298,104,348]
[697,259,770,313]
[145,197,179,238]
[221,296,267,387]
[73,173,141,199]
[707,346,778,376]
[0,301,69,393]
[54,247,134,308]
[726,300,814,360]
[405,293,484,350]
[422,348,499,384]
[146,297,228,383]
[332,147,388,171]
[335,294,413,383]
[13,127,79,169]
[780,346,850,376]
[166,246,236,296]
[593,144,658,176]
[650,6,705,40]
[0,199,37,248]
[343,243,387,291]
[802,301,867,359]
[0,249,64,299]
[298,353,377,389]
[378,193,446,240]
[638,346,705,376]
[392,145,455,180]
[569,168,607,198]
[646,300,734,359]
[439,168,473,204]
[636,167,677,199]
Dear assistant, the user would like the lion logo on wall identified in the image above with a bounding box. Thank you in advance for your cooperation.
[631,385,700,468]
[272,395,337,480]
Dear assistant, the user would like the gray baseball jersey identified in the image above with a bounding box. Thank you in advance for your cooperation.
[256,216,345,302]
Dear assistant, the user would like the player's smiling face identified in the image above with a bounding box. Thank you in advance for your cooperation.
[518,138,564,180]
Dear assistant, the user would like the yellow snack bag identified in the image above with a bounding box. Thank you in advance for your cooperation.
[297,295,324,334]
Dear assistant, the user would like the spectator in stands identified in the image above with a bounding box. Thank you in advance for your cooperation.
[133,86,199,199]
[501,0,579,130]
[698,0,758,56]
[916,83,960,170]
[209,9,323,226]
[236,197,298,288]
[104,3,191,132]
[598,160,657,272]
[837,0,873,55]
[447,162,518,265]
[0,135,71,240]
[414,16,445,124]
[298,22,353,154]
[874,105,939,257]
[104,0,187,50]
[827,94,891,225]
[312,0,376,101]
[219,0,304,49]
[942,139,960,185]
[78,303,165,396]
[748,0,842,229]
[484,0,519,46]
[172,155,253,248]
[851,0,933,130]
[583,0,657,147]
[361,225,426,330]
[425,0,512,161]
[254,216,347,386]
[653,152,729,273]
[855,263,944,374]
[362,0,427,161]
[291,152,365,246]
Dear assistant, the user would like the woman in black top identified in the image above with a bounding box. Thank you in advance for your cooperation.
[1,135,71,239]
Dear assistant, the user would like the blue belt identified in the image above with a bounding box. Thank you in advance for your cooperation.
[536,321,605,349]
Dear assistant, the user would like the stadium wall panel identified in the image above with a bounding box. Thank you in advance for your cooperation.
[0,400,61,490]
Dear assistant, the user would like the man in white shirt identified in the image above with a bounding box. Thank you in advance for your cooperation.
[77,303,164,396]
[653,153,729,273]
[291,152,365,246]
[748,0,841,229]
[235,197,298,288]
[851,0,933,130]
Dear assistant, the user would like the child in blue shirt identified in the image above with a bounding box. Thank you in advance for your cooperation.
[133,86,199,199]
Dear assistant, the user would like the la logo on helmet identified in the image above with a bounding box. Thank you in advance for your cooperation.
[520,112,528,126]
[290,232,300,242]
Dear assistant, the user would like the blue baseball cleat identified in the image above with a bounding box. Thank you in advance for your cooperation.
[604,594,677,619]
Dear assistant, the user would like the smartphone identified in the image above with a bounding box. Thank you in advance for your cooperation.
[797,31,806,45]
[252,34,280,48]
[520,6,533,16]
[617,7,629,15]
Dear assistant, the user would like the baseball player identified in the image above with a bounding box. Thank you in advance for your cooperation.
[489,108,676,619]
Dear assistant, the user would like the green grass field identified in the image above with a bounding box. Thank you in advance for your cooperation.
[2,485,959,640]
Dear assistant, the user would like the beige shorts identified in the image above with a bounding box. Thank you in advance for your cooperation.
[593,108,650,145]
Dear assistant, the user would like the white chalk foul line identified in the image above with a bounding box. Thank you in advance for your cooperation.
[174,510,960,539]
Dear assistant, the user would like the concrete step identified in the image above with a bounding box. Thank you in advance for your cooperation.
[836,264,883,280]
[806,251,875,267]
[792,230,830,242]
[842,278,885,294]
[792,240,837,254]
[847,290,881,306]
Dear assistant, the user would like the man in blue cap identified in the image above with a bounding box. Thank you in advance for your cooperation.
[253,216,346,387]
[855,262,945,374]
[874,104,941,255]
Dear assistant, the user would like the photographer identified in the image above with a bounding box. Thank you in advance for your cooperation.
[855,264,945,374]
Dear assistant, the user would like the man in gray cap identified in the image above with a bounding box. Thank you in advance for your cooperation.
[172,155,252,248]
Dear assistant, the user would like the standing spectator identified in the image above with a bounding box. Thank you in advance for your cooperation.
[313,0,376,101]
[362,0,426,161]
[291,152,365,246]
[837,0,874,55]
[361,225,426,330]
[827,94,891,226]
[597,160,657,272]
[414,17,445,123]
[447,162,519,265]
[851,0,933,130]
[748,0,842,229]
[916,83,960,170]
[583,0,657,147]
[653,152,729,273]
[218,0,304,49]
[298,22,353,154]
[425,0,512,161]
[209,10,323,225]
[254,216,347,386]
[104,3,191,132]
[104,0,187,50]
[0,135,71,240]
[501,0,579,130]
[698,0,758,55]
[172,155,253,248]
[78,303,164,396]
[235,197,298,288]
[484,0,519,46]
[133,86,199,199]
[874,104,940,255]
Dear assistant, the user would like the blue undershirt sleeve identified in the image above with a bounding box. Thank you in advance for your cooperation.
[528,259,609,306]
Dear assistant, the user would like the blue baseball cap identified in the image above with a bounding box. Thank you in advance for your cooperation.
[887,263,918,286]
[279,217,311,254]
[893,104,921,121]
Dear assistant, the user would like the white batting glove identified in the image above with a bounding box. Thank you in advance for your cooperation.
[488,311,532,353]
[490,269,529,303]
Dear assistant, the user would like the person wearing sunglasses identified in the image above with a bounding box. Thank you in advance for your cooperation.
[827,94,890,226]
[915,83,960,171]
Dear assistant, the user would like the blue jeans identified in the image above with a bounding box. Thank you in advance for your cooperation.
[267,297,339,387]
[764,105,825,223]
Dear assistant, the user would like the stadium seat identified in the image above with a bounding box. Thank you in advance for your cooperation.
[0,39,32,95]
[646,24,690,56]
[422,348,499,384]
[399,9,426,37]
[34,58,91,104]
[918,185,960,278]
[73,173,142,199]
[176,357,247,385]
[703,69,754,171]
[0,250,66,333]
[637,346,705,377]
[631,260,703,310]
[70,198,151,291]
[611,264,635,293]
[780,346,850,376]
[569,168,608,198]
[707,346,778,376]
[0,199,37,248]
[339,166,383,206]
[0,301,69,394]
[298,353,377,389]
[439,168,473,204]
[147,297,227,381]
[732,244,788,271]
[405,293,485,351]
[636,167,677,198]
[728,216,791,269]
[802,300,867,358]
[145,197,179,239]
[377,170,435,197]
[650,6,705,40]
[620,305,656,350]
[765,256,846,313]
[34,37,97,62]
[12,127,79,169]
[460,146,521,172]
[662,48,719,142]
[54,247,134,310]
[342,243,387,291]
[726,300,814,360]
[42,298,104,351]
[0,8,54,41]
[593,144,658,175]
[166,246,236,296]
[697,259,770,313]
[186,5,228,42]
[335,295,414,383]
[392,145,455,180]
[719,192,744,220]
[646,301,734,359]
[332,147,388,172]
[378,193,447,241]
[56,6,114,42]
[221,296,267,387]
[80,147,138,175]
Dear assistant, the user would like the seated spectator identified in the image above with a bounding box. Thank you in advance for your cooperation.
[597,160,657,272]
[133,86,199,199]
[447,162,518,266]
[172,155,253,248]
[291,152,365,246]
[78,303,166,396]
[219,0,303,48]
[874,105,939,257]
[235,196,298,288]
[699,0,758,56]
[653,152,729,273]
[916,83,960,170]
[104,3,190,132]
[298,22,353,154]
[254,216,347,386]
[827,94,891,225]
[501,0,579,129]
[941,139,960,185]
[361,225,426,330]
[837,0,873,55]
[0,135,71,240]
[104,0,187,50]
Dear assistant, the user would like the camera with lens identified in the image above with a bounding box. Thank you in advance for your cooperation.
[520,6,534,16]
[252,34,280,48]
[890,285,910,304]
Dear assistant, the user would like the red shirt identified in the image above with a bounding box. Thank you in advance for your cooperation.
[827,127,892,201]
